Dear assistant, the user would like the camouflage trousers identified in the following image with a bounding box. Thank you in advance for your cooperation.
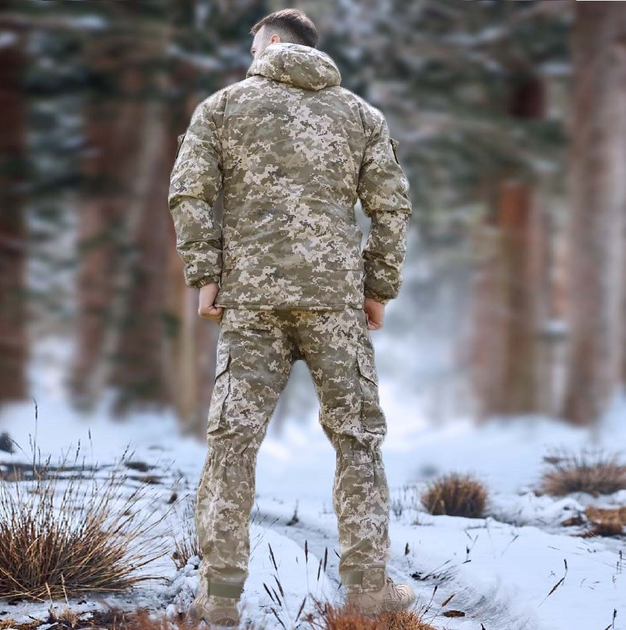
[195,307,391,600]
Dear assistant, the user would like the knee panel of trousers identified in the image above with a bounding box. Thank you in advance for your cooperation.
[336,438,378,465]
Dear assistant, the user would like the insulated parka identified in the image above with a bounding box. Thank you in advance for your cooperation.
[168,42,412,308]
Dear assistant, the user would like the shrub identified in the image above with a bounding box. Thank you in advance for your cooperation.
[308,601,380,630]
[580,520,624,538]
[377,610,437,630]
[0,443,169,601]
[420,472,488,518]
[580,505,626,538]
[2,605,207,629]
[307,601,436,630]
[539,449,626,497]
[97,606,204,629]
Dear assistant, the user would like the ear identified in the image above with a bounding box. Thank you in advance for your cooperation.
[269,33,281,44]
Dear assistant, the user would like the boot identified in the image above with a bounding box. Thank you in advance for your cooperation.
[189,592,240,627]
[345,575,415,616]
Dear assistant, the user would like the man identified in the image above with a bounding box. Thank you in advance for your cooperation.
[169,8,414,626]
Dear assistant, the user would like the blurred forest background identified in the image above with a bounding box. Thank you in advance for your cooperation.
[1,0,625,438]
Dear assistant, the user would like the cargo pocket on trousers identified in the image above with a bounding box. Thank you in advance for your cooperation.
[207,346,231,435]
[356,346,386,442]
[357,345,378,387]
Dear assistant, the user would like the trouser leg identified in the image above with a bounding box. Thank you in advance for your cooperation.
[296,308,390,593]
[195,308,293,597]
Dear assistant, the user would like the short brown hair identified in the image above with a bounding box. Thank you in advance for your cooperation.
[250,9,319,48]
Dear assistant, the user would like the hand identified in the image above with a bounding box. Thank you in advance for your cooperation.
[198,283,223,322]
[364,297,385,331]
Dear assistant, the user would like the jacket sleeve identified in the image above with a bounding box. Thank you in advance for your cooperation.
[357,111,412,304]
[168,99,223,289]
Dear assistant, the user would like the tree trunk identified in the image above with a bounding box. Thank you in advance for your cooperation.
[0,33,28,403]
[70,62,142,409]
[72,30,174,413]
[470,181,544,419]
[469,219,508,420]
[499,181,541,414]
[562,4,626,426]
[470,75,547,419]
[107,97,172,415]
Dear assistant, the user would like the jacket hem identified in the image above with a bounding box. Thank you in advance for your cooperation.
[214,301,363,311]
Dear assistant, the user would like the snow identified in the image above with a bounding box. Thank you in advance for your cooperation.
[159,527,333,624]
[0,345,625,629]
[489,491,584,527]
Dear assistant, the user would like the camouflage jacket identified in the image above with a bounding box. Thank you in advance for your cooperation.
[168,42,412,309]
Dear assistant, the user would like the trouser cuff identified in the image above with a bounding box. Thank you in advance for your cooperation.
[340,567,386,593]
[204,578,245,600]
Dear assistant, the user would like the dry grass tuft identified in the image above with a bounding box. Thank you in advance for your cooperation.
[91,606,205,629]
[172,500,201,571]
[3,606,207,630]
[48,605,82,627]
[539,449,626,497]
[2,622,40,630]
[0,440,170,601]
[307,602,380,630]
[580,520,624,538]
[305,600,436,630]
[579,505,626,538]
[377,609,437,630]
[420,472,488,518]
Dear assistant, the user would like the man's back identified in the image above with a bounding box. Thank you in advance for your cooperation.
[169,42,412,310]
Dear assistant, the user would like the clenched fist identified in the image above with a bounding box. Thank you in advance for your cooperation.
[198,283,223,322]
[363,297,385,331]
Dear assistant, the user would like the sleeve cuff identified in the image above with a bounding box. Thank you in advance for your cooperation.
[364,287,391,305]
[192,275,221,289]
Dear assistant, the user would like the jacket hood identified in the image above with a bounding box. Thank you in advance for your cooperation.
[246,43,341,91]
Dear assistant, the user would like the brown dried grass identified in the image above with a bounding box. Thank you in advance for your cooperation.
[261,542,436,630]
[579,505,626,538]
[539,449,626,497]
[35,606,439,630]
[420,472,488,518]
[376,609,437,630]
[306,601,436,630]
[0,606,207,630]
[92,606,204,629]
[0,442,170,601]
[307,602,380,630]
[172,501,201,571]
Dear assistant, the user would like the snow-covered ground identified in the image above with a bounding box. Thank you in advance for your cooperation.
[0,343,625,630]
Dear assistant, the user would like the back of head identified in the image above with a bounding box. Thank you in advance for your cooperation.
[250,8,319,48]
